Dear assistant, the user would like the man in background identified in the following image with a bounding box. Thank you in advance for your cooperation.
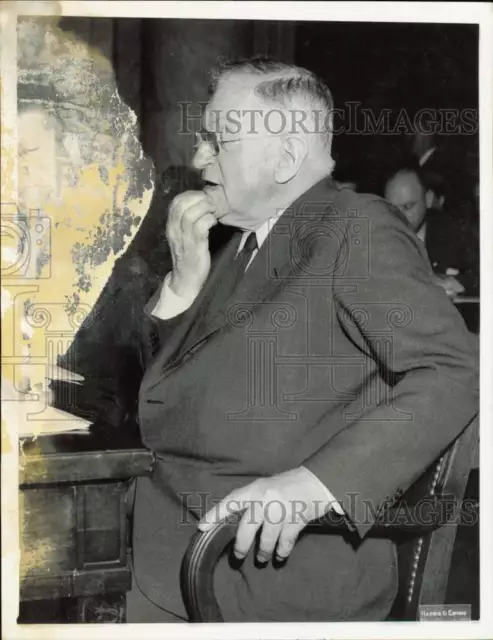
[384,164,479,309]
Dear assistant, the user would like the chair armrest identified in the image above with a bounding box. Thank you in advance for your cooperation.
[181,513,240,622]
[180,497,453,622]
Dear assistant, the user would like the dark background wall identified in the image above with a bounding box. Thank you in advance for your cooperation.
[295,21,478,191]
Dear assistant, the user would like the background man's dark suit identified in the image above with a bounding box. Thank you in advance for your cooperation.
[425,202,480,335]
[132,178,478,621]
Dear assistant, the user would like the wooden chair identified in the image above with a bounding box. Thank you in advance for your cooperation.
[180,415,479,622]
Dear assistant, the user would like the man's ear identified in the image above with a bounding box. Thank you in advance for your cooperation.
[274,136,308,184]
[425,189,435,209]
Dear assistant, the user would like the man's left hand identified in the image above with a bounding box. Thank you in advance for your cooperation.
[198,467,336,564]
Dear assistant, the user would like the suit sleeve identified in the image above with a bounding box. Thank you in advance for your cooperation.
[142,273,205,367]
[147,272,199,320]
[303,199,479,538]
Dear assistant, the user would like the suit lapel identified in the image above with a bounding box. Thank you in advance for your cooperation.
[148,177,342,386]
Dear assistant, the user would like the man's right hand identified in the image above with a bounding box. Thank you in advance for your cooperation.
[166,190,217,298]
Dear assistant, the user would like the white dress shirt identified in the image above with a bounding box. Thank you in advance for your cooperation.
[150,212,345,517]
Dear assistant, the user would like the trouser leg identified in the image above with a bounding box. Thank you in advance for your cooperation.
[124,479,187,623]
[126,560,187,623]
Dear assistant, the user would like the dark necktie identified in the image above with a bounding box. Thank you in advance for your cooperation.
[231,231,259,289]
[199,231,258,324]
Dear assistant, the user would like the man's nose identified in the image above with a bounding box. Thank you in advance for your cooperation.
[191,144,214,171]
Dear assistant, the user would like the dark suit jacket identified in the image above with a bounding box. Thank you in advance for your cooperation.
[133,178,478,621]
[424,204,480,334]
[425,205,480,296]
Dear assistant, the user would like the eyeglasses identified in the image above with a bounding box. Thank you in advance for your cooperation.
[193,130,245,156]
[193,129,284,156]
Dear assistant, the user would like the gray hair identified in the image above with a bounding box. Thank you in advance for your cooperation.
[209,56,335,154]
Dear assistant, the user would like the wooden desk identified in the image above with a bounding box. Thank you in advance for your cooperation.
[19,424,153,608]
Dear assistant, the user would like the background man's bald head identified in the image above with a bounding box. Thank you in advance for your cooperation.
[385,169,428,231]
[386,170,424,202]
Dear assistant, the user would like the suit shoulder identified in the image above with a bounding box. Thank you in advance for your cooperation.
[331,187,412,232]
[328,188,430,268]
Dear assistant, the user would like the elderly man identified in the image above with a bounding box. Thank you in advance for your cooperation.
[128,58,478,622]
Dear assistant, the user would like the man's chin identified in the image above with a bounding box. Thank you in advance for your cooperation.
[202,186,231,221]
[215,212,238,226]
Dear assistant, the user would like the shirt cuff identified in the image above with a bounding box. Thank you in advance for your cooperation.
[150,272,197,320]
[299,465,345,516]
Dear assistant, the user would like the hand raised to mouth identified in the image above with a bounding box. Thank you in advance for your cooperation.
[166,190,218,299]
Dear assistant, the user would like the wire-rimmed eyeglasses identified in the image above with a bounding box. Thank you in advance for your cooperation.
[193,129,283,156]
[194,129,251,156]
